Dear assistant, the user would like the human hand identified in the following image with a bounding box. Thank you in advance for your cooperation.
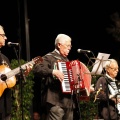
[24,64,33,76]
[52,69,64,82]
[117,97,120,104]
[109,94,115,99]
[90,84,94,92]
[111,97,117,103]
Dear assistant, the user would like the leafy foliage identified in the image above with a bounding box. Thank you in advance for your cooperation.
[10,59,34,120]
[79,75,100,120]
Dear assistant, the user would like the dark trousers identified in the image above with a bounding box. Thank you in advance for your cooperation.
[46,104,73,120]
[101,106,118,120]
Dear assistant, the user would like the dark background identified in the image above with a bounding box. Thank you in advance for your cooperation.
[1,1,120,61]
[1,0,120,113]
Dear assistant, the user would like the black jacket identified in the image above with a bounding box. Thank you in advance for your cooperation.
[33,50,75,109]
[0,52,12,118]
[94,75,119,119]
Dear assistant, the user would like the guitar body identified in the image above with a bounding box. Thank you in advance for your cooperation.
[0,56,43,97]
[0,65,16,97]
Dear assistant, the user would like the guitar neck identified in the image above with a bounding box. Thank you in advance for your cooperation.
[6,60,34,79]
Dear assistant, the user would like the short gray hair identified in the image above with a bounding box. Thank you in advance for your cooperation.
[104,59,118,70]
[55,34,72,47]
[0,25,4,29]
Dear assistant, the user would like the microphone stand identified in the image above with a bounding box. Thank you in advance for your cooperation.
[74,74,81,120]
[83,51,95,67]
[13,44,26,120]
[75,61,85,120]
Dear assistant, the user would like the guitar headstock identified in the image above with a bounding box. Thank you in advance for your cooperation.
[32,56,43,64]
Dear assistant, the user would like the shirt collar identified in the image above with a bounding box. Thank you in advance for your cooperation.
[55,49,60,54]
[106,73,116,81]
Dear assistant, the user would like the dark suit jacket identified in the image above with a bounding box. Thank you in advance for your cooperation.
[95,75,119,119]
[0,52,12,118]
[33,50,75,109]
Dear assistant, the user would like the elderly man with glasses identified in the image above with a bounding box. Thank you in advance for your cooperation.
[33,33,82,120]
[94,59,120,120]
[0,25,33,120]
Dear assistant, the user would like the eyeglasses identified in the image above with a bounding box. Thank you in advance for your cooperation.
[109,66,119,71]
[0,34,6,38]
[60,43,72,48]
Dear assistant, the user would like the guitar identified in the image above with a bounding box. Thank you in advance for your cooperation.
[0,56,43,97]
[94,88,102,102]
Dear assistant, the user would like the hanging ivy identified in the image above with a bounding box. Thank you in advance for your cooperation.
[10,59,34,120]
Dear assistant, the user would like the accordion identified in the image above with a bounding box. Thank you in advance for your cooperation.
[57,60,92,98]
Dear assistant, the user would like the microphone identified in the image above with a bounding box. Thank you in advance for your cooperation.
[7,42,19,47]
[77,49,91,53]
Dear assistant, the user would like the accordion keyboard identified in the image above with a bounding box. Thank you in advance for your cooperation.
[57,62,72,93]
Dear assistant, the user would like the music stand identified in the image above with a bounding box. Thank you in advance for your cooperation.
[91,52,110,75]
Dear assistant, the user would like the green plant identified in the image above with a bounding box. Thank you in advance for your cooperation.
[10,59,34,120]
[79,75,100,120]
[79,94,98,120]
